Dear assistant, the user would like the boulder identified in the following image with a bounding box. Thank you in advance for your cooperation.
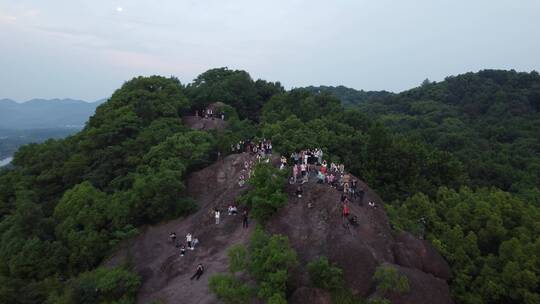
[392,232,451,280]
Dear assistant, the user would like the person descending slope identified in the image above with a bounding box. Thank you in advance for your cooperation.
[190,264,205,280]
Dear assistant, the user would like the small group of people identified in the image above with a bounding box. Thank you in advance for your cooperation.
[169,232,199,257]
[195,108,225,120]
[238,159,257,186]
[284,147,378,227]
[213,206,250,228]
[290,148,324,166]
[231,138,273,156]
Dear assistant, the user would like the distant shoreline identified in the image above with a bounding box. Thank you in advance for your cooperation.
[0,157,13,167]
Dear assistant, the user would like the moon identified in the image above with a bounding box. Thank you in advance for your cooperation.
[116,7,123,13]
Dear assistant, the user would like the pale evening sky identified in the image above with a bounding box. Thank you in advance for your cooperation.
[1,0,539,101]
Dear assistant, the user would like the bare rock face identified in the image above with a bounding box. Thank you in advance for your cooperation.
[266,177,453,303]
[381,265,453,304]
[289,287,332,304]
[183,116,228,131]
[106,154,453,304]
[392,232,452,280]
[105,153,256,304]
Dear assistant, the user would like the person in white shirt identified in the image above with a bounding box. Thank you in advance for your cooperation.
[186,233,192,249]
[215,209,221,224]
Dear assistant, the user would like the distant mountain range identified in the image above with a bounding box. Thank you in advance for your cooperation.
[0,98,106,130]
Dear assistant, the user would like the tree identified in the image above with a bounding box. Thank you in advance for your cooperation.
[307,256,344,291]
[240,163,288,222]
[373,265,410,295]
[208,274,253,304]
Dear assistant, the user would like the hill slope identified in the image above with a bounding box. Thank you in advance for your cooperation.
[107,153,453,304]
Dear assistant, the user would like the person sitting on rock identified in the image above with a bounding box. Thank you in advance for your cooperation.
[368,201,376,208]
[349,215,359,227]
[317,170,325,184]
[296,185,303,198]
[190,264,205,280]
[301,173,308,184]
[180,244,186,256]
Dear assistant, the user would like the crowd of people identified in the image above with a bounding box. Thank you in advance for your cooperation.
[283,148,378,228]
[195,108,226,120]
[231,138,273,156]
[169,232,200,257]
[170,143,380,284]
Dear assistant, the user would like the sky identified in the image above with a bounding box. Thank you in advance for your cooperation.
[1,0,539,101]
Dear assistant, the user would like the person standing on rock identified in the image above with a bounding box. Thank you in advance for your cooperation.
[169,232,177,244]
[358,186,365,204]
[215,209,221,224]
[186,233,192,250]
[292,164,299,183]
[190,264,205,280]
[242,209,249,228]
[300,163,306,178]
[343,202,350,218]
[350,179,358,200]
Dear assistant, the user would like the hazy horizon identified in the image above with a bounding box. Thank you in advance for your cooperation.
[2,1,540,101]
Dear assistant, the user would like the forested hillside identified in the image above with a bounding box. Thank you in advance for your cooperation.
[303,85,393,107]
[0,68,538,304]
[354,70,540,205]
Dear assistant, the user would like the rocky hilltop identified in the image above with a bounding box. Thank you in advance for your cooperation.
[107,152,452,304]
